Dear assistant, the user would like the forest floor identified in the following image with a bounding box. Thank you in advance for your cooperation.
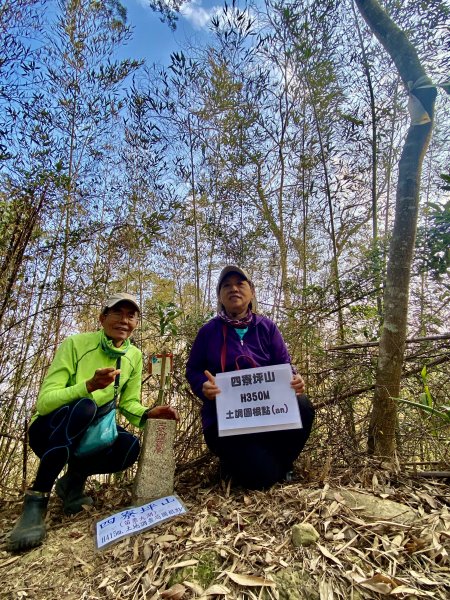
[0,461,449,600]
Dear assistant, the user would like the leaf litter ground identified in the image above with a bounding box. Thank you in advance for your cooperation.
[0,464,449,600]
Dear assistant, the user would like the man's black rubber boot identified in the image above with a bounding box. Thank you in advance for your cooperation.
[55,471,93,515]
[7,490,49,552]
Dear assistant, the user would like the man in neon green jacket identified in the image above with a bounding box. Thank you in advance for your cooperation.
[7,293,178,552]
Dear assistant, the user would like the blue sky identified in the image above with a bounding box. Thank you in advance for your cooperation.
[121,0,224,66]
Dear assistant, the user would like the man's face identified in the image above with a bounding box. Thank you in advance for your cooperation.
[99,301,139,346]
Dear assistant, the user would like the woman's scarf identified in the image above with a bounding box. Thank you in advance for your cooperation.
[100,330,130,358]
[218,308,253,328]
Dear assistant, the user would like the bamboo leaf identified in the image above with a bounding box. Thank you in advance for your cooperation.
[225,572,275,587]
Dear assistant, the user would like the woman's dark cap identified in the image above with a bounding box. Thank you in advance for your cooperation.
[216,265,258,312]
[216,265,252,295]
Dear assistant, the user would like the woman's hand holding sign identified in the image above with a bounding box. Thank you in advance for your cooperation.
[290,373,305,395]
[202,370,222,400]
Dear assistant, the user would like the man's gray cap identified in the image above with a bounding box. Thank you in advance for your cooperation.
[103,292,140,313]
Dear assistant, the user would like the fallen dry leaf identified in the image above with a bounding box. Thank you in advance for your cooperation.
[408,570,440,586]
[390,585,433,597]
[0,556,20,568]
[155,534,178,543]
[316,543,344,568]
[183,580,204,595]
[225,571,275,587]
[167,559,198,569]
[202,583,230,595]
[160,583,186,599]
[353,573,402,595]
[98,576,110,589]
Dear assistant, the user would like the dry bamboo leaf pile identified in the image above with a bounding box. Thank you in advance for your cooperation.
[0,470,449,600]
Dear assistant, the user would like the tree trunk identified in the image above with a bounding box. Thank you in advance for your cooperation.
[354,0,437,459]
[352,0,383,325]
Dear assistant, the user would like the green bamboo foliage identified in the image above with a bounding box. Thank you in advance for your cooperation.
[0,0,448,490]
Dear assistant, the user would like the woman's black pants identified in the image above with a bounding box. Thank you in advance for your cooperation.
[203,394,315,490]
[28,398,140,493]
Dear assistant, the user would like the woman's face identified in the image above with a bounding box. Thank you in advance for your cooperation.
[219,273,253,318]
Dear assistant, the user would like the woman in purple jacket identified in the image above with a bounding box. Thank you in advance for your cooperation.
[186,266,315,489]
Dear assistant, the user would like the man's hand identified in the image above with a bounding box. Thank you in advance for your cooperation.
[202,370,221,400]
[291,373,305,395]
[86,367,120,393]
[147,405,179,420]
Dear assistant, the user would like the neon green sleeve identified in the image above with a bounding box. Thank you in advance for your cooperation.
[118,352,148,428]
[36,337,92,416]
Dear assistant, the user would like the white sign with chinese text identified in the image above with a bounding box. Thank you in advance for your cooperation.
[215,363,303,437]
[95,495,187,550]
